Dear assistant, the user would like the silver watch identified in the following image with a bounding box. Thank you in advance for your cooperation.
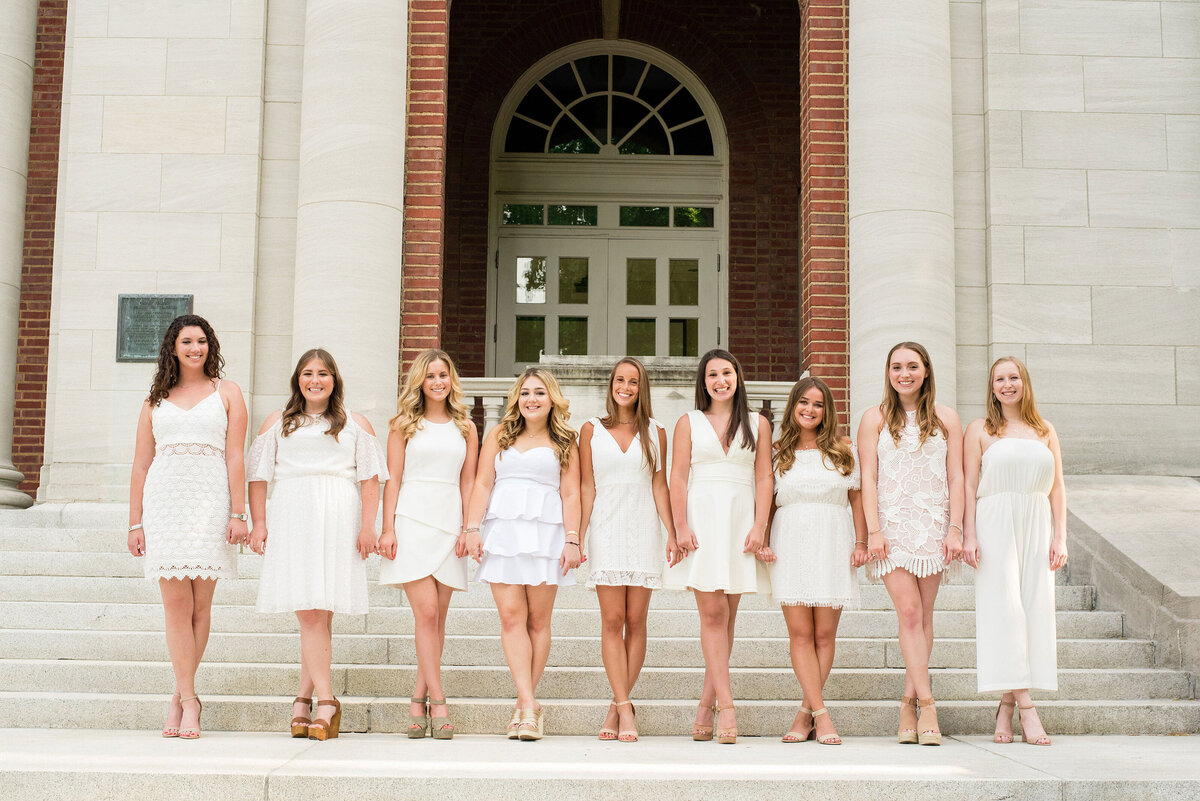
[230,513,248,522]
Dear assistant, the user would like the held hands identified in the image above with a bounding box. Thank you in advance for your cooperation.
[1049,536,1068,571]
[851,541,868,568]
[377,530,398,560]
[454,531,467,559]
[866,531,889,564]
[675,525,699,556]
[559,542,582,575]
[742,526,767,555]
[961,535,980,569]
[356,527,377,560]
[755,544,776,564]
[248,525,268,555]
[665,535,685,567]
[226,517,249,546]
[127,528,145,557]
[464,529,483,563]
[943,527,964,564]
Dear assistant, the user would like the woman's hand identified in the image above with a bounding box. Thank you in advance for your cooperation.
[225,517,248,546]
[675,524,699,555]
[944,526,964,564]
[1049,536,1068,571]
[127,527,145,557]
[356,526,377,560]
[755,545,776,564]
[248,525,268,555]
[377,529,397,560]
[454,531,467,558]
[961,535,979,569]
[743,526,767,554]
[464,529,483,563]
[851,541,868,568]
[559,542,582,575]
[866,530,888,564]
[665,536,684,567]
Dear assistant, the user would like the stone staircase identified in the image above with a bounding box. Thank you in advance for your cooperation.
[1,503,1197,738]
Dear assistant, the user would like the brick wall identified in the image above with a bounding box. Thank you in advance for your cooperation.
[14,0,67,497]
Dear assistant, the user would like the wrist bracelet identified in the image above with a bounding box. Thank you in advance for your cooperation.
[128,523,142,532]
[949,523,963,534]
[464,526,480,533]
[855,538,867,545]
[565,540,580,547]
[867,529,881,536]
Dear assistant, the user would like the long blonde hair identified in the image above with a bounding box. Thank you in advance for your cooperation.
[984,356,1049,438]
[599,357,659,471]
[282,349,346,439]
[880,341,947,445]
[496,367,576,469]
[390,349,471,440]
[774,376,855,477]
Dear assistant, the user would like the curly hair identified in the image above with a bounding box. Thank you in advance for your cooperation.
[880,341,947,446]
[496,367,576,469]
[146,314,224,407]
[281,348,347,440]
[390,349,471,441]
[774,376,854,477]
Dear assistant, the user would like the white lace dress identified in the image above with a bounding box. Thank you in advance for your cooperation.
[141,385,237,581]
[868,410,951,582]
[769,447,861,608]
[585,418,665,590]
[379,419,468,591]
[248,414,388,614]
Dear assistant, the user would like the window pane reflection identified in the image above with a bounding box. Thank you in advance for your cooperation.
[626,258,656,305]
[669,318,698,357]
[626,318,656,356]
[669,259,699,306]
[516,257,547,304]
[558,257,589,304]
[515,317,545,363]
[558,317,588,356]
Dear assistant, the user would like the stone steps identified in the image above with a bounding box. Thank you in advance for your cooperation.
[0,660,1187,701]
[0,600,1125,639]
[0,629,1155,669]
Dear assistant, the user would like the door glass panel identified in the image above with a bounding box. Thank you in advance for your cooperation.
[502,204,544,225]
[669,258,699,306]
[516,257,547,304]
[626,318,656,357]
[620,206,669,227]
[626,258,656,305]
[548,205,598,226]
[558,317,588,355]
[673,207,714,228]
[558,257,589,303]
[515,316,545,363]
[669,318,698,357]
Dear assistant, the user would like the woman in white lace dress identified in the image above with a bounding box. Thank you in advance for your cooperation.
[963,357,1067,746]
[762,377,869,745]
[128,314,249,739]
[377,349,478,740]
[247,348,387,741]
[579,357,677,742]
[858,342,964,746]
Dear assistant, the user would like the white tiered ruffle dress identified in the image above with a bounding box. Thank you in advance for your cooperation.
[379,419,468,590]
[476,446,576,587]
[248,414,388,614]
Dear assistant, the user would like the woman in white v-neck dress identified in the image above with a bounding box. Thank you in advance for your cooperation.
[579,357,677,742]
[963,356,1067,746]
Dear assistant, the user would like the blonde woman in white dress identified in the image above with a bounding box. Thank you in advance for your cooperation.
[667,349,772,745]
[463,367,581,740]
[128,314,248,739]
[247,348,387,741]
[761,377,869,746]
[962,356,1067,746]
[858,341,965,746]
[377,349,478,740]
[579,357,677,743]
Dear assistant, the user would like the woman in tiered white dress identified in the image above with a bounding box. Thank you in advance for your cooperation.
[579,357,677,742]
[763,376,869,745]
[247,348,387,742]
[858,342,965,746]
[667,349,772,745]
[963,356,1067,746]
[377,349,477,740]
[129,314,248,740]
[463,367,581,740]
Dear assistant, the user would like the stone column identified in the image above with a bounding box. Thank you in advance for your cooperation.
[847,0,957,419]
[0,0,37,507]
[291,0,406,434]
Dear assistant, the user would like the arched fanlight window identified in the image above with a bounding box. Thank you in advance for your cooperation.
[504,54,714,156]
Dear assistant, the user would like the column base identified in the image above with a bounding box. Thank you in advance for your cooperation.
[0,464,33,508]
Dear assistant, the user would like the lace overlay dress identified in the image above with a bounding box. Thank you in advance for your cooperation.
[379,419,468,591]
[867,410,951,582]
[585,418,665,590]
[141,386,237,581]
[769,447,861,608]
[248,414,388,614]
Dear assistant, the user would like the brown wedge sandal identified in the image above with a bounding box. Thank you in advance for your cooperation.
[308,697,342,741]
[898,695,919,744]
[291,696,312,738]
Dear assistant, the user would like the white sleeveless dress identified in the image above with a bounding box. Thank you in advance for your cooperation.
[975,438,1058,692]
[665,410,769,594]
[379,419,468,591]
[868,410,951,582]
[585,418,665,590]
[769,447,861,608]
[141,385,237,581]
[248,414,388,614]
[476,446,576,587]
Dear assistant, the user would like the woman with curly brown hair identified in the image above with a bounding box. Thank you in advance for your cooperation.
[127,314,249,739]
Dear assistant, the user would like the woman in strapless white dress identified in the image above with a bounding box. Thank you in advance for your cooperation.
[858,341,965,746]
[667,350,772,745]
[463,367,581,741]
[963,356,1067,746]
[377,349,478,740]
[128,314,248,740]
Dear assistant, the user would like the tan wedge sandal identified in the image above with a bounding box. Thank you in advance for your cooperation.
[917,697,941,746]
[898,695,919,744]
[408,695,429,739]
[290,696,312,738]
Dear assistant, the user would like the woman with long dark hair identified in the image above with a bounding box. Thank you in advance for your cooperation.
[128,314,248,739]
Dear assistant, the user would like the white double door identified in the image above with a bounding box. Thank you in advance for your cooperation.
[495,236,719,376]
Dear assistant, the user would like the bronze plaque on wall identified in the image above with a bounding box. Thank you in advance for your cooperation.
[116,294,193,362]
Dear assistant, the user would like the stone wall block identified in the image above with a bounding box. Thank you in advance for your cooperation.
[159,154,260,213]
[71,38,167,96]
[950,2,983,58]
[1046,404,1200,473]
[1166,116,1200,171]
[65,95,103,154]
[262,102,300,160]
[1022,111,1167,170]
[219,213,257,273]
[1019,0,1162,57]
[955,228,986,287]
[1084,58,1200,114]
[61,153,162,212]
[1170,230,1200,287]
[96,211,223,272]
[106,0,232,39]
[266,0,305,46]
[954,114,985,172]
[1027,344,1175,404]
[984,109,1022,167]
[1023,227,1172,286]
[166,39,265,97]
[55,270,160,331]
[1087,171,1200,229]
[986,54,1083,111]
[952,57,984,114]
[258,159,298,219]
[225,97,263,155]
[985,224,1024,283]
[982,0,1020,54]
[1177,348,1200,405]
[101,96,227,154]
[987,167,1088,226]
[1092,287,1199,345]
[990,284,1091,343]
[956,285,988,344]
[1162,2,1200,59]
[264,45,302,103]
[59,212,98,270]
[954,170,985,229]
